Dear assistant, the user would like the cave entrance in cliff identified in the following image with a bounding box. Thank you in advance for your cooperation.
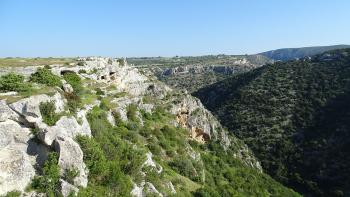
[110,72,116,80]
[191,127,210,143]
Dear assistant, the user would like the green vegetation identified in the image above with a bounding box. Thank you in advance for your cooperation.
[40,101,61,126]
[194,48,350,196]
[0,73,31,92]
[75,95,300,196]
[76,106,142,196]
[2,191,21,197]
[30,68,62,87]
[31,152,60,196]
[63,72,83,94]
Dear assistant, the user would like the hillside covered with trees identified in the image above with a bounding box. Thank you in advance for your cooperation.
[194,49,350,196]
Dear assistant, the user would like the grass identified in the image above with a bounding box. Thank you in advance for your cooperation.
[0,85,57,103]
[167,173,201,193]
[0,57,77,67]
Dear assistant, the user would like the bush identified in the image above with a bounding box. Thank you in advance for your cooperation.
[63,72,83,94]
[0,73,30,92]
[31,152,60,196]
[39,101,60,126]
[30,68,62,86]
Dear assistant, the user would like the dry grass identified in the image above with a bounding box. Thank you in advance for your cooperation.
[0,57,77,67]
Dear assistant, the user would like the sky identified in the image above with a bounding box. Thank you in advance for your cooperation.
[1,0,350,57]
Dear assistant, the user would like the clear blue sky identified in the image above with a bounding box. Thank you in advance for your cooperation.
[1,0,349,57]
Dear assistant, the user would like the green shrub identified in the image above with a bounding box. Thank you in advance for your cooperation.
[39,101,60,126]
[63,72,83,94]
[0,73,30,92]
[30,68,62,87]
[31,152,60,196]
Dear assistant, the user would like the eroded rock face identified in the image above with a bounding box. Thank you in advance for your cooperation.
[54,136,88,187]
[171,94,227,144]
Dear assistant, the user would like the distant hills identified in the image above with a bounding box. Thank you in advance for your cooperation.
[259,44,350,61]
[194,48,350,196]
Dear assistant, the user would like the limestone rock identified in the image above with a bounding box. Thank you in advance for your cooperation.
[62,83,74,93]
[8,93,65,123]
[9,94,50,120]
[0,148,35,195]
[39,116,91,146]
[166,182,176,194]
[54,136,88,187]
[0,100,19,122]
[131,183,144,197]
[144,182,163,197]
[131,181,163,197]
[60,179,79,197]
[142,152,162,174]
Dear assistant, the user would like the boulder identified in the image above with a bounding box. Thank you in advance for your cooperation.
[54,136,88,187]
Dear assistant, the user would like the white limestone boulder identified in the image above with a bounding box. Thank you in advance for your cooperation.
[54,136,88,187]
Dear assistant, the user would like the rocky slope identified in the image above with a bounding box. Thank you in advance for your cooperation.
[194,49,350,196]
[0,57,299,196]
